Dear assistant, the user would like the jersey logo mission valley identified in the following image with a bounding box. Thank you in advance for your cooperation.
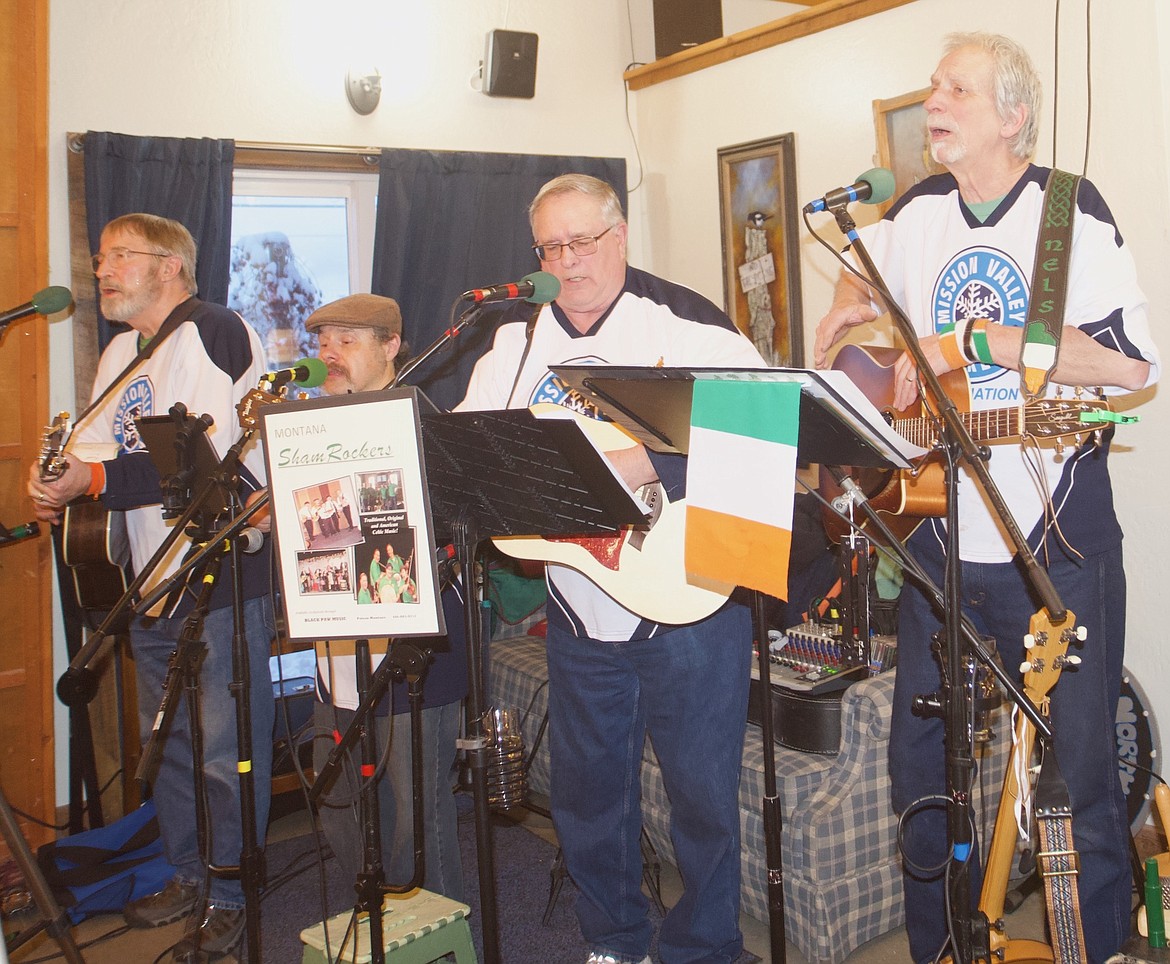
[932,246,1029,398]
[529,355,604,419]
[113,375,154,452]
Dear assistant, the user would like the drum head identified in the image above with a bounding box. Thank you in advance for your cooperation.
[1117,667,1160,833]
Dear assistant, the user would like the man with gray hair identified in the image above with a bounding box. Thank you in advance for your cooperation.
[29,213,276,962]
[814,33,1159,961]
[458,173,766,964]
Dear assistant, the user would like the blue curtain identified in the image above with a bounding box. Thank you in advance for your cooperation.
[84,131,235,351]
[372,149,626,411]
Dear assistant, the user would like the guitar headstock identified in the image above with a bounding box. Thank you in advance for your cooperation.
[237,386,284,430]
[38,411,72,482]
[1020,607,1085,704]
[1026,392,1111,441]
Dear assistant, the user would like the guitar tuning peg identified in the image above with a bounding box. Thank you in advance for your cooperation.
[1024,634,1036,649]
[1076,626,1087,641]
[1064,654,1082,666]
[1019,660,1034,673]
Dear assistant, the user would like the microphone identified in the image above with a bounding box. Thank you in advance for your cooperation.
[0,286,73,330]
[261,356,329,389]
[0,520,41,547]
[803,168,896,214]
[461,271,561,305]
[237,526,266,554]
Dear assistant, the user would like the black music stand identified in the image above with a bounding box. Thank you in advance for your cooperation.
[551,365,915,964]
[417,403,648,964]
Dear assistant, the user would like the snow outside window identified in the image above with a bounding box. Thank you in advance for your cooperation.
[230,170,378,369]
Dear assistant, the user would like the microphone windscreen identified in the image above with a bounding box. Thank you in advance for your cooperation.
[293,356,329,388]
[32,286,73,315]
[857,167,896,206]
[522,271,561,304]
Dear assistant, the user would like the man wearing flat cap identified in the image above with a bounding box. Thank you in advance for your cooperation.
[303,293,469,901]
[306,292,407,395]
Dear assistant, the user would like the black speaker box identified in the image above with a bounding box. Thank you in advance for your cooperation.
[484,29,539,99]
[653,0,722,60]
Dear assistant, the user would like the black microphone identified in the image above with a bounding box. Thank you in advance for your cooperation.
[461,271,561,305]
[803,168,896,214]
[0,286,73,331]
[261,356,329,389]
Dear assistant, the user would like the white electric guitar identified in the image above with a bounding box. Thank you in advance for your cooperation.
[492,405,735,624]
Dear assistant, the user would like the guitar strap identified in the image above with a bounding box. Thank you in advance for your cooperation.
[70,296,203,435]
[1018,169,1081,399]
[504,301,544,408]
[1034,745,1088,963]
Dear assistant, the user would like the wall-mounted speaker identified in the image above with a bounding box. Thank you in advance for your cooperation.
[652,0,722,60]
[484,29,539,99]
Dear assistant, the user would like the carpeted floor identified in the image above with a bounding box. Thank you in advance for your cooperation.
[5,792,762,962]
[260,794,759,963]
[260,794,597,962]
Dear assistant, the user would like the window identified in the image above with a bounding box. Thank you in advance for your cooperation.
[229,169,378,367]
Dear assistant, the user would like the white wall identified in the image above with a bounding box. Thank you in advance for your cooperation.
[46,0,1170,802]
[629,0,1170,770]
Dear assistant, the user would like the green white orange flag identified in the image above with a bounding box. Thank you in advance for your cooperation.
[684,379,799,600]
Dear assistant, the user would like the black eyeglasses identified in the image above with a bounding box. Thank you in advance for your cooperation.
[532,224,616,262]
[91,247,168,273]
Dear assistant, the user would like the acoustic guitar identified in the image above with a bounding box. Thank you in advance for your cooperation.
[492,404,736,624]
[818,344,1110,543]
[38,412,131,614]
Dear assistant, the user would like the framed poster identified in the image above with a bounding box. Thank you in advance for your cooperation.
[260,388,445,644]
[873,87,942,214]
[717,133,804,368]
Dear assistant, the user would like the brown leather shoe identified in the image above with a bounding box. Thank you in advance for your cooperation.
[123,877,200,928]
[169,901,245,961]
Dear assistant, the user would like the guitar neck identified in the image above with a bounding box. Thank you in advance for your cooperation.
[890,408,1021,447]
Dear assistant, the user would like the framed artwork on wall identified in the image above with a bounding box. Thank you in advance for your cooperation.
[872,86,942,213]
[716,133,803,367]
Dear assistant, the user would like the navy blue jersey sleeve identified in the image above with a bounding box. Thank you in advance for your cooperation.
[101,451,163,510]
[648,450,687,499]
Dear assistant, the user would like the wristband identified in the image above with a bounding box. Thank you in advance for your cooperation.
[969,318,994,365]
[961,317,979,364]
[937,329,967,372]
[86,461,106,498]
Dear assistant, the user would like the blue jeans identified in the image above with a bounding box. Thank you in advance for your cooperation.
[546,603,752,964]
[312,699,464,901]
[131,595,276,908]
[892,532,1131,963]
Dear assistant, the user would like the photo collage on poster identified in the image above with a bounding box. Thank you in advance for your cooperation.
[291,467,419,608]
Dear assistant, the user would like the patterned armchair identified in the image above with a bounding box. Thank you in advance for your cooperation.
[487,632,1008,963]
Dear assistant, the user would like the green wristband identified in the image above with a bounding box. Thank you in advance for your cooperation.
[970,323,993,365]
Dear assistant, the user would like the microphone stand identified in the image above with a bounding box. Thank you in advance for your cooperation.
[391,302,485,388]
[56,402,270,964]
[308,637,432,964]
[827,201,1067,963]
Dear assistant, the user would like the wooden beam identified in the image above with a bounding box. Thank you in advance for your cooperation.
[625,0,917,90]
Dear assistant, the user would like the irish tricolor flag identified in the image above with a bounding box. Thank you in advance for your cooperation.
[684,379,799,600]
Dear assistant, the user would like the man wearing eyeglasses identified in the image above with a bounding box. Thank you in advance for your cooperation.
[28,213,275,963]
[457,174,766,964]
